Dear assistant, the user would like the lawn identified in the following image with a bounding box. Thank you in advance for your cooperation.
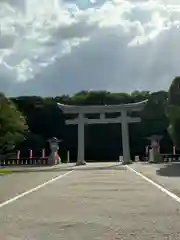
[0,169,12,175]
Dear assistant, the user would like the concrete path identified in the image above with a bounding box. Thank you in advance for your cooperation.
[0,163,180,239]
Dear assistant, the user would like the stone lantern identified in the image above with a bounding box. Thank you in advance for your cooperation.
[47,137,62,165]
[147,135,163,163]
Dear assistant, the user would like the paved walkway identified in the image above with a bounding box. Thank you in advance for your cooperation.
[132,162,180,198]
[0,163,180,239]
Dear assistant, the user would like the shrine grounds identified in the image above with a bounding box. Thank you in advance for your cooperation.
[0,162,180,239]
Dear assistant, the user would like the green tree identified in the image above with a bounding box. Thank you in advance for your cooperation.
[167,77,180,148]
[11,90,171,161]
[0,93,28,154]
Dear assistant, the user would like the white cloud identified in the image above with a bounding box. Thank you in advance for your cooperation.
[0,0,180,96]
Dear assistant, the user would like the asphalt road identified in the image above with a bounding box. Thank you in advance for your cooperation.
[0,163,180,239]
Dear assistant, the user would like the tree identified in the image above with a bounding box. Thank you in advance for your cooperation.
[10,89,172,161]
[167,77,180,148]
[0,93,28,154]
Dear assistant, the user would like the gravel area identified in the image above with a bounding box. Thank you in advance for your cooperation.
[132,162,180,198]
[0,163,180,239]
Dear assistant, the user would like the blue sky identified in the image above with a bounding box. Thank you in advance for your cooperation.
[0,0,180,96]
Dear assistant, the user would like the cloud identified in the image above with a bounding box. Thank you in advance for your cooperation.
[0,0,180,96]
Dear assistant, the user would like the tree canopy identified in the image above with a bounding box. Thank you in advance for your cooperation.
[9,89,172,160]
[0,93,28,154]
[167,77,180,148]
[1,81,179,160]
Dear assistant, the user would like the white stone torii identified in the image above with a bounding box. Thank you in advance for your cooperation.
[57,100,148,165]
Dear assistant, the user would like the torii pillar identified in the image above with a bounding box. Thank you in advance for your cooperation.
[121,110,131,162]
[77,113,86,165]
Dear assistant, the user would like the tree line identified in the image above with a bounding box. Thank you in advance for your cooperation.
[1,77,180,161]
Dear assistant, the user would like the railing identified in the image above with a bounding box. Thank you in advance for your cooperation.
[161,154,180,162]
[138,154,180,163]
[0,157,49,166]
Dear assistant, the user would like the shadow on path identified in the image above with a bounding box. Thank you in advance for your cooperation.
[156,163,180,177]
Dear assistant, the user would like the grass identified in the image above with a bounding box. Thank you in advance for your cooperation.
[0,169,12,175]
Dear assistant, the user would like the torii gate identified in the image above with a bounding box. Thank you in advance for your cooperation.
[57,100,148,165]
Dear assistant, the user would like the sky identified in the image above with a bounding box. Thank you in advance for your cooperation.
[0,0,180,97]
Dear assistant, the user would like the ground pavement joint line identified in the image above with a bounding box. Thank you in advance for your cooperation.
[0,171,73,209]
[126,165,180,204]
